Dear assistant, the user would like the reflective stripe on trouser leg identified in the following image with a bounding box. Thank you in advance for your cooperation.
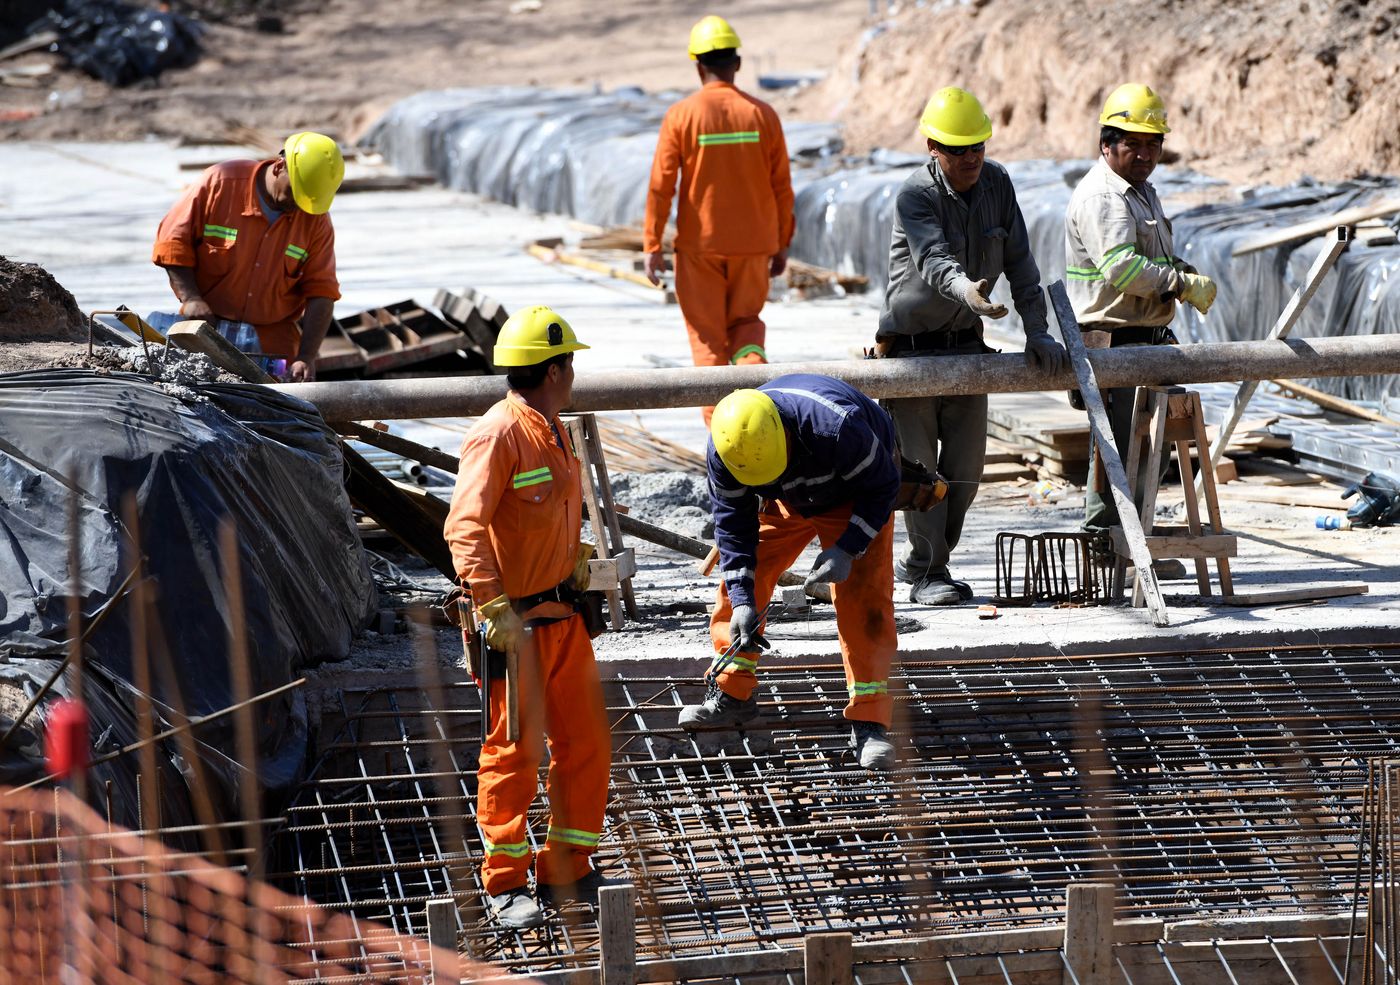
[532,615,612,888]
[725,253,770,367]
[711,501,815,701]
[817,505,896,727]
[476,633,547,896]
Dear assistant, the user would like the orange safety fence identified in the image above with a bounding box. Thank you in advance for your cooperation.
[0,785,515,984]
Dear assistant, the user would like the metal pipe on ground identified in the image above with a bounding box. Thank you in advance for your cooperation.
[269,335,1400,421]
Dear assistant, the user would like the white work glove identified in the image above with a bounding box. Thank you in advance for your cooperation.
[806,546,855,587]
[958,277,1009,319]
[1024,331,1070,376]
[729,603,770,652]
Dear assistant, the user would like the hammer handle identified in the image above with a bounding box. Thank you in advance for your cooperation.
[504,648,520,742]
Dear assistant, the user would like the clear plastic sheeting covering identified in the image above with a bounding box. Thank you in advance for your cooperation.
[363,86,842,228]
[0,370,376,794]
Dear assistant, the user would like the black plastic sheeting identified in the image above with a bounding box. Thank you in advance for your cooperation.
[32,0,202,87]
[364,87,841,228]
[0,370,375,821]
[367,88,1400,403]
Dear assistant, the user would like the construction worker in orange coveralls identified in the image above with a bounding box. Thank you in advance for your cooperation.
[444,305,616,930]
[643,14,795,423]
[677,375,901,772]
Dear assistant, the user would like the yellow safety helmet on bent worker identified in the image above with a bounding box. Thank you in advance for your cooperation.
[493,305,590,367]
[688,15,742,60]
[283,131,345,215]
[711,389,787,486]
[918,87,993,146]
[1099,83,1171,135]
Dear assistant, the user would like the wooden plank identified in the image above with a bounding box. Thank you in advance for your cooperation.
[1110,528,1237,561]
[1207,226,1349,487]
[0,31,58,62]
[344,448,456,578]
[336,421,462,473]
[1050,281,1170,626]
[598,885,637,985]
[1221,583,1368,606]
[1233,203,1389,256]
[425,899,459,983]
[1213,484,1348,509]
[1064,883,1115,985]
[805,933,853,985]
[528,242,677,303]
[1269,378,1400,426]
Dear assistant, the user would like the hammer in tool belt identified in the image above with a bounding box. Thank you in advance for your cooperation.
[457,594,523,745]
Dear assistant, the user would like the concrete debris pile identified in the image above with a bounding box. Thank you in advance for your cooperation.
[0,255,86,342]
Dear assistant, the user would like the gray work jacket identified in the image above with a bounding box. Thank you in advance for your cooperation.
[877,158,1048,339]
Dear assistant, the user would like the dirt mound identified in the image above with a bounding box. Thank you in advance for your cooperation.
[782,0,1400,184]
[0,258,86,343]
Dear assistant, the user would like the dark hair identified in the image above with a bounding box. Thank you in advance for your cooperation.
[506,352,570,391]
[697,47,739,69]
[1100,125,1163,148]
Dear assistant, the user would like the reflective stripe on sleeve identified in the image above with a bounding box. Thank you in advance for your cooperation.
[850,514,880,540]
[841,441,880,480]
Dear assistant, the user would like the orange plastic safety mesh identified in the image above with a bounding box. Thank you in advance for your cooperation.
[0,786,507,984]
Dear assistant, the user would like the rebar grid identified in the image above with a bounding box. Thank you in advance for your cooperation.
[267,644,1399,973]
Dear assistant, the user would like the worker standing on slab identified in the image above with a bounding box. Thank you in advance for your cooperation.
[643,14,795,423]
[444,306,614,930]
[876,87,1068,607]
[151,131,344,382]
[1065,83,1217,542]
[678,374,902,771]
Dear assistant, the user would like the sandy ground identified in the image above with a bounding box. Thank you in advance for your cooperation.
[5,1,1400,185]
[0,0,867,145]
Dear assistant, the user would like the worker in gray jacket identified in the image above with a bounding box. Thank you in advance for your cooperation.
[1064,83,1216,538]
[876,86,1068,606]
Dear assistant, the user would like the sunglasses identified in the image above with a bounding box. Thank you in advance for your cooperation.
[935,142,985,157]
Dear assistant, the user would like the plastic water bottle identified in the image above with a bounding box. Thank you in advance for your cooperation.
[1027,480,1064,506]
[1316,515,1352,531]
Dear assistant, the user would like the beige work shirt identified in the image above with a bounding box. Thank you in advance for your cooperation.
[1064,158,1184,329]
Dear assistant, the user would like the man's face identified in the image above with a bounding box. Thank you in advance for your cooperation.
[553,353,576,406]
[1103,132,1163,187]
[268,157,297,212]
[929,138,984,193]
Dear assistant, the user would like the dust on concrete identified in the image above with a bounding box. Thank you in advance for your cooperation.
[0,257,86,343]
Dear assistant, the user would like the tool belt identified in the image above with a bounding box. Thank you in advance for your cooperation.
[874,327,983,357]
[1068,325,1177,409]
[441,579,606,642]
[892,452,949,512]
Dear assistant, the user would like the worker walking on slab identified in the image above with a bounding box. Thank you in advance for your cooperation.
[678,374,902,771]
[151,131,345,383]
[876,87,1069,607]
[444,306,614,930]
[1065,83,1217,542]
[643,15,795,423]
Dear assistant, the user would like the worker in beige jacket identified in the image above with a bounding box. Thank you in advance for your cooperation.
[1064,83,1217,536]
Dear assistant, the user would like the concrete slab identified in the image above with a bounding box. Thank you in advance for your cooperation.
[4,140,1398,676]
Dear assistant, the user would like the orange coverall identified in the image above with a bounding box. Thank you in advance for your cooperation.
[709,502,897,726]
[645,81,795,420]
[152,160,340,358]
[444,391,611,895]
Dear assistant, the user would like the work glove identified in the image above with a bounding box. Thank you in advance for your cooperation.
[1178,273,1217,315]
[1024,331,1070,376]
[569,541,595,591]
[729,603,770,652]
[1170,256,1198,276]
[958,277,1009,319]
[806,546,855,587]
[479,594,525,657]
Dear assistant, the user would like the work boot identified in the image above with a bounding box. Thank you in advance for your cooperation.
[910,576,962,606]
[850,721,895,771]
[539,868,630,907]
[487,886,545,930]
[678,678,760,730]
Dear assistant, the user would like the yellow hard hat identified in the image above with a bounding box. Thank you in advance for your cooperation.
[711,389,786,486]
[1099,83,1171,134]
[284,131,344,215]
[688,15,742,60]
[918,87,993,146]
[493,305,590,367]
